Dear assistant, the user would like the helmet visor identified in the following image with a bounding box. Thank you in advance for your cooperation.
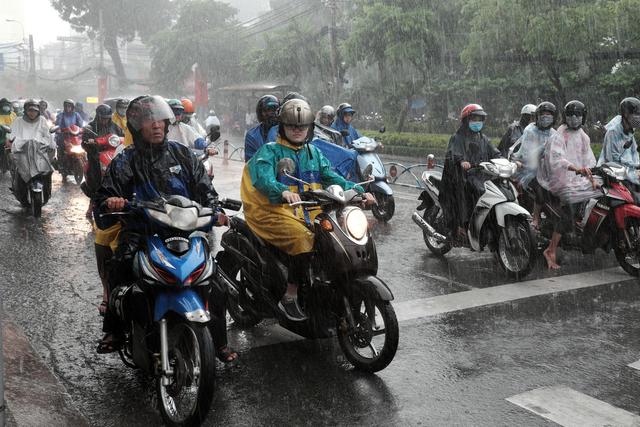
[127,96,175,131]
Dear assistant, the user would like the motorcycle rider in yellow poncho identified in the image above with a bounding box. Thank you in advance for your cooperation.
[241,99,376,321]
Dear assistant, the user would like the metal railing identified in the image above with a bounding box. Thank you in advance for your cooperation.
[211,140,245,163]
[384,162,443,190]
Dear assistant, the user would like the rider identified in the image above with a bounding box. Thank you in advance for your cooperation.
[312,105,358,179]
[38,99,54,122]
[536,100,601,269]
[9,99,56,207]
[93,95,237,362]
[81,103,124,315]
[75,101,90,124]
[598,97,640,187]
[498,104,536,157]
[244,95,279,161]
[332,103,362,147]
[0,98,16,126]
[166,99,210,152]
[240,99,375,321]
[440,103,501,239]
[314,105,342,145]
[112,98,129,131]
[55,99,84,168]
[180,98,207,137]
[512,101,558,228]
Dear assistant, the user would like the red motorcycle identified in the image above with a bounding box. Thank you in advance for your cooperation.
[538,162,640,276]
[60,124,86,184]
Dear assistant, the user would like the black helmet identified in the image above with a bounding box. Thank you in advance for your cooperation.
[63,99,75,110]
[0,98,9,106]
[95,104,113,119]
[535,101,557,128]
[256,95,279,123]
[126,95,175,134]
[280,91,307,106]
[116,98,129,108]
[0,98,11,114]
[23,99,40,122]
[336,102,356,117]
[563,100,587,127]
[620,97,640,117]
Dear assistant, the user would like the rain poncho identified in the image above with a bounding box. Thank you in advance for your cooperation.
[187,116,207,137]
[167,122,206,150]
[112,112,127,132]
[55,111,84,129]
[241,137,362,255]
[512,123,557,188]
[597,115,640,184]
[244,123,278,161]
[498,121,525,157]
[10,116,56,183]
[537,125,602,204]
[314,121,342,146]
[440,126,501,230]
[331,117,361,147]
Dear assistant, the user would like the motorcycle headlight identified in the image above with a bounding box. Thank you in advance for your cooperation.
[108,135,121,147]
[70,145,84,154]
[345,208,368,240]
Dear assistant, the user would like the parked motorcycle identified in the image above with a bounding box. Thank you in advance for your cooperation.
[413,157,536,279]
[536,162,640,276]
[0,125,12,175]
[60,124,86,184]
[216,160,398,373]
[349,130,395,222]
[102,195,241,426]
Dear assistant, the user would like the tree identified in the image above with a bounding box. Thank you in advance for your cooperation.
[51,0,174,87]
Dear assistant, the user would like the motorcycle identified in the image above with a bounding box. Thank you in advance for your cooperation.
[349,130,395,222]
[0,124,12,175]
[60,124,87,184]
[413,157,536,279]
[102,195,241,426]
[536,162,640,276]
[216,160,399,373]
[10,126,59,217]
[82,128,124,176]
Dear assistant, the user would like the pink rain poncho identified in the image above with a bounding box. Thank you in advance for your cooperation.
[537,125,602,204]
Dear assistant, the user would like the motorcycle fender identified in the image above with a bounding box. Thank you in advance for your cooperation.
[494,202,531,228]
[154,288,210,323]
[351,275,394,301]
[614,204,640,229]
[31,180,43,192]
[357,153,386,179]
[369,180,393,196]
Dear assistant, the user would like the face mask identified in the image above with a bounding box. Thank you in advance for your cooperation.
[468,121,484,133]
[1,106,10,114]
[566,116,582,129]
[537,115,554,129]
[630,114,640,129]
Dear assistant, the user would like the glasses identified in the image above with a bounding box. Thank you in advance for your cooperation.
[284,124,309,131]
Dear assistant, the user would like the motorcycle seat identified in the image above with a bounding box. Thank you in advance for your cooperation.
[230,216,266,248]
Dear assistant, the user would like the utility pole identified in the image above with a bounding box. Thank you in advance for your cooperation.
[97,8,108,102]
[326,0,339,105]
[28,34,36,85]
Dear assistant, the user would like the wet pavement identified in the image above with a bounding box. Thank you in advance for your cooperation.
[0,151,639,426]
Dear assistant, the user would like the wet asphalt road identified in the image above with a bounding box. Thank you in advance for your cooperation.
[1,151,640,426]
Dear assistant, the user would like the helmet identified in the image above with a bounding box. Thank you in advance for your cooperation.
[180,98,195,114]
[337,103,355,117]
[23,99,40,122]
[278,99,315,143]
[535,101,557,129]
[126,95,175,132]
[460,103,487,121]
[166,98,184,117]
[281,92,307,105]
[563,100,587,126]
[256,95,279,123]
[620,97,640,117]
[520,104,537,116]
[116,98,129,108]
[63,99,75,110]
[75,101,84,110]
[318,105,336,124]
[95,104,113,119]
[0,98,11,114]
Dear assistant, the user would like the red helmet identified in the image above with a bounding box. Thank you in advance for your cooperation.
[180,98,195,114]
[460,104,487,120]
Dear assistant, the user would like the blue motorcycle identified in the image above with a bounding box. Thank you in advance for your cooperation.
[104,195,240,426]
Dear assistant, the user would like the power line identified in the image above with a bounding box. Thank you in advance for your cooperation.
[238,7,316,40]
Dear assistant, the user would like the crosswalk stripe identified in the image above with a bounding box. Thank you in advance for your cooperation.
[506,385,640,426]
[627,360,640,370]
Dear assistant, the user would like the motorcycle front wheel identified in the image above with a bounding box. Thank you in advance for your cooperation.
[157,320,215,427]
[337,297,398,373]
[74,159,84,185]
[614,220,640,277]
[372,193,395,222]
[495,216,535,280]
[30,190,42,218]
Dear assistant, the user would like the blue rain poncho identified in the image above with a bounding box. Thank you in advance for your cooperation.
[512,123,557,188]
[597,115,640,184]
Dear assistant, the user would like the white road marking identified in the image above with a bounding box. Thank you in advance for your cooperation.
[627,359,640,370]
[229,267,633,350]
[506,385,640,426]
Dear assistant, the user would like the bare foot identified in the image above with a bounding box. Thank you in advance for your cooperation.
[543,248,560,270]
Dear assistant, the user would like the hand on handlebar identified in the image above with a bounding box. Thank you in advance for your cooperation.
[362,192,377,207]
[461,161,472,171]
[282,190,301,205]
[215,213,229,227]
[206,146,218,156]
[105,197,127,212]
[577,167,592,179]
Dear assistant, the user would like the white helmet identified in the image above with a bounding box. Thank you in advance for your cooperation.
[521,104,537,115]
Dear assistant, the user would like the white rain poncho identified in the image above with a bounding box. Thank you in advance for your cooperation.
[537,125,602,204]
[511,123,557,188]
[10,116,55,183]
[597,115,640,184]
[167,122,206,150]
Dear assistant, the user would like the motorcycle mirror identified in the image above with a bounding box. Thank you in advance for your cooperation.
[0,125,11,133]
[379,126,386,134]
[277,158,296,176]
[49,126,60,133]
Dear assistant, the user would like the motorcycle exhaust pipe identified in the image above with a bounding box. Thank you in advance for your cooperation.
[412,212,447,243]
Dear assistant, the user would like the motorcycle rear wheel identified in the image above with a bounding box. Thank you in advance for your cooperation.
[422,206,451,256]
[157,321,215,427]
[372,193,395,222]
[31,190,42,218]
[216,251,262,328]
[337,298,398,373]
[495,216,535,280]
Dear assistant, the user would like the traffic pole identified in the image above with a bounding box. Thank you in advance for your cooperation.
[223,140,229,165]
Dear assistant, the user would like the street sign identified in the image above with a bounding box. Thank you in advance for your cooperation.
[86,97,99,104]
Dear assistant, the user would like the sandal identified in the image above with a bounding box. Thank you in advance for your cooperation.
[98,301,107,317]
[216,345,238,363]
[96,333,123,354]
